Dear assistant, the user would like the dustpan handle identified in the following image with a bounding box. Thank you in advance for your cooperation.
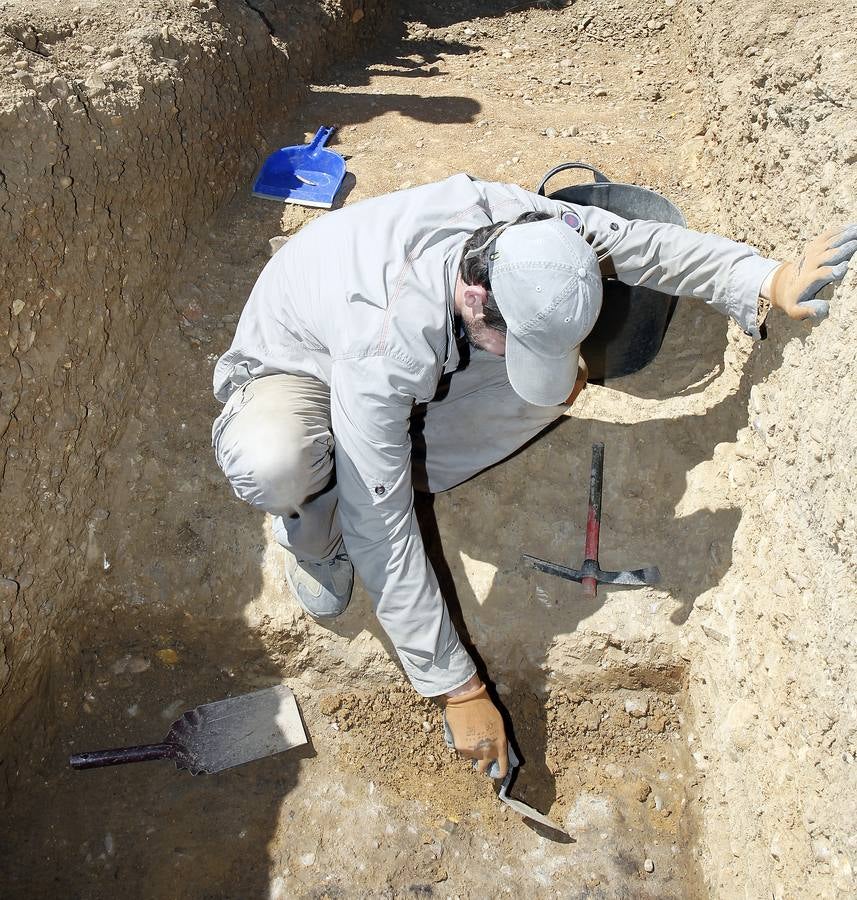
[69,741,179,770]
[309,126,336,154]
[536,162,610,196]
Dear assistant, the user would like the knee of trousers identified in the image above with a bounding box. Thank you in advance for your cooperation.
[217,432,331,516]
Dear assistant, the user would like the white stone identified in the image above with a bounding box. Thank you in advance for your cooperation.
[268,236,288,256]
[811,837,832,862]
[625,696,649,718]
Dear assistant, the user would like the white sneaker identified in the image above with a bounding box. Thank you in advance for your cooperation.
[284,549,353,620]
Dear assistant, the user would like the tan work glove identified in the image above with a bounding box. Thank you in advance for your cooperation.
[443,683,509,777]
[767,223,857,321]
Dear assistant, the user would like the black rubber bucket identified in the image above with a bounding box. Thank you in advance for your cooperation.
[536,162,686,382]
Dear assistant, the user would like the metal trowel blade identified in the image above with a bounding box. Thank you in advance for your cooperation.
[490,745,571,838]
[498,773,571,838]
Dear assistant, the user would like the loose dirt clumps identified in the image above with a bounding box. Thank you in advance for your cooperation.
[315,683,686,830]
[2,0,856,897]
[319,689,499,820]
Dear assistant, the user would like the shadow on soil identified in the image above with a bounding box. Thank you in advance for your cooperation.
[0,612,302,899]
[260,0,584,143]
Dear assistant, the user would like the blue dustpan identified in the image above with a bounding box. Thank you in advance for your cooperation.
[252,126,346,208]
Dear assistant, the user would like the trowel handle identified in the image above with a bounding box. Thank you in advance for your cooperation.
[69,742,178,770]
[582,442,604,598]
[309,125,336,154]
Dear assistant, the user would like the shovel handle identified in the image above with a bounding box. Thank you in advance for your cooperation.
[582,442,604,598]
[309,125,336,153]
[69,742,178,770]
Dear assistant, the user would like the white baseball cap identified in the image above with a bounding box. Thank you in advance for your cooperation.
[483,215,602,406]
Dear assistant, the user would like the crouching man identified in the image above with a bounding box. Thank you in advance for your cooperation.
[212,173,856,777]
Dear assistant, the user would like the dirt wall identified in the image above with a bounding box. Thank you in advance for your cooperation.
[676,1,856,895]
[1,0,855,895]
[0,0,391,756]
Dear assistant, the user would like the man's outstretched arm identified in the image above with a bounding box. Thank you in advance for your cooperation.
[569,209,857,336]
[472,179,856,336]
[329,355,510,777]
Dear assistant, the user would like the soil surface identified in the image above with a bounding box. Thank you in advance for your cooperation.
[3,0,856,897]
[3,0,709,896]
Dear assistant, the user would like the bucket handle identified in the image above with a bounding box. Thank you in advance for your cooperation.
[536,162,610,196]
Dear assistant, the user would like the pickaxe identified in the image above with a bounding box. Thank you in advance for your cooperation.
[523,442,660,598]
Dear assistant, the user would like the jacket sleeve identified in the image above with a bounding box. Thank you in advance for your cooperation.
[472,178,780,339]
[569,204,781,339]
[329,353,477,697]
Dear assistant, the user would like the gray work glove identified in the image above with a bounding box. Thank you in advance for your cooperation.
[769,223,857,321]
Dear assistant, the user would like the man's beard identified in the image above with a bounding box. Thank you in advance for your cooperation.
[461,316,495,352]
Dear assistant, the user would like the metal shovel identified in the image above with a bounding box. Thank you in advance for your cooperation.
[523,442,660,598]
[69,685,307,775]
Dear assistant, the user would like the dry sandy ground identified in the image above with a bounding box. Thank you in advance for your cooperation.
[2,0,855,897]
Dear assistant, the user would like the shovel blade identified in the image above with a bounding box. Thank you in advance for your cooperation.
[168,685,307,775]
[499,784,570,836]
[498,771,570,839]
[252,126,346,208]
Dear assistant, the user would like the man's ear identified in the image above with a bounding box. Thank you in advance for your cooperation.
[463,284,488,311]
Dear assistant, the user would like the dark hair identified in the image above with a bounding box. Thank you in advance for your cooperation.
[458,211,553,334]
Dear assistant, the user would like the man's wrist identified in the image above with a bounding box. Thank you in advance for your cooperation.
[757,263,784,328]
[759,266,778,302]
[444,673,482,700]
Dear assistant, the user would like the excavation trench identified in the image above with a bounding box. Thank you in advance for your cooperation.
[3,0,856,897]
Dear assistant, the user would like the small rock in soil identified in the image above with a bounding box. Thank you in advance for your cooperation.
[268,236,288,256]
[319,695,342,715]
[112,655,151,674]
[634,780,652,802]
[625,696,649,718]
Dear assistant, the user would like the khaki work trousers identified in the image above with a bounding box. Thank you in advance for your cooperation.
[212,351,568,562]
